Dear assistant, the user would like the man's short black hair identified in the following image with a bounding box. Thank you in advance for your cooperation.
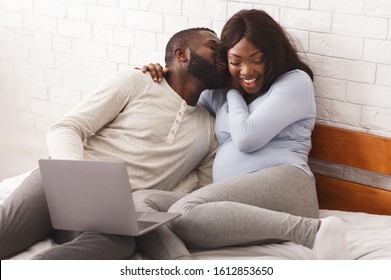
[164,27,216,66]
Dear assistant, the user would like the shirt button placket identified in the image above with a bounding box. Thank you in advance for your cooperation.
[167,101,187,143]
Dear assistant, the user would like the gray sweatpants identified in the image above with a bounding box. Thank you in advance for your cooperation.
[134,165,320,259]
[0,169,135,260]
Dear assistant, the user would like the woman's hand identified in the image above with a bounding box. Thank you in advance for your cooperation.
[229,77,245,94]
[139,63,168,83]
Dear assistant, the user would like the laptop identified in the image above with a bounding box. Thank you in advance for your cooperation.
[38,159,181,236]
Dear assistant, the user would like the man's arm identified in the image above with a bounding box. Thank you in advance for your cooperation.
[46,70,136,160]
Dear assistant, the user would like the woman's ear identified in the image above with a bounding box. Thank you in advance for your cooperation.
[174,47,189,62]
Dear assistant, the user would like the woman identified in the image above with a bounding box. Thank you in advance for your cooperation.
[136,9,349,260]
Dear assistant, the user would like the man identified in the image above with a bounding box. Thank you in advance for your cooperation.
[0,27,228,260]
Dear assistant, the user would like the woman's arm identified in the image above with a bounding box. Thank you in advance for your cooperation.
[138,63,168,82]
[227,71,314,153]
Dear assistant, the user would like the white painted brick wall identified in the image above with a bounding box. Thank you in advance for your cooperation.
[281,8,332,32]
[5,11,24,29]
[322,57,376,84]
[311,0,366,15]
[347,82,391,110]
[263,0,309,9]
[3,0,33,13]
[0,0,390,182]
[377,64,391,87]
[87,5,123,26]
[310,33,363,60]
[331,101,362,127]
[362,107,391,135]
[333,14,388,39]
[313,76,346,101]
[389,21,391,39]
[314,98,331,121]
[363,39,391,64]
[25,14,56,33]
[140,0,182,16]
[58,19,92,39]
[16,81,48,100]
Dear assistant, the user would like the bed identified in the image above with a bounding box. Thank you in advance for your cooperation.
[1,124,391,260]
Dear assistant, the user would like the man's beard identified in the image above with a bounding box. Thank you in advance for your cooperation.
[188,52,228,89]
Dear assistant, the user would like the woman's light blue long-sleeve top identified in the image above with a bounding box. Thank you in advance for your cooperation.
[199,70,316,182]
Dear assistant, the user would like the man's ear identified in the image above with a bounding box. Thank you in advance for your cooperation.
[174,47,189,62]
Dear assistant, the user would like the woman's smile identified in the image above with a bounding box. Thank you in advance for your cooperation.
[241,76,261,89]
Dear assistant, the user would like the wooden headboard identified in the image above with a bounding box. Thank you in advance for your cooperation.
[309,124,391,215]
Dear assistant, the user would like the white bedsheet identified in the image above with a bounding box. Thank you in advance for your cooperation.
[1,171,391,260]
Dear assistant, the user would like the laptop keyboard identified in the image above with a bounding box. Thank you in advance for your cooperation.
[137,220,159,231]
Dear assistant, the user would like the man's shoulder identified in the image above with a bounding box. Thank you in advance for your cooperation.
[112,68,151,81]
[99,69,154,92]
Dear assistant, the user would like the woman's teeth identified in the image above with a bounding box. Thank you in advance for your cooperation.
[243,78,256,83]
[242,78,257,86]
